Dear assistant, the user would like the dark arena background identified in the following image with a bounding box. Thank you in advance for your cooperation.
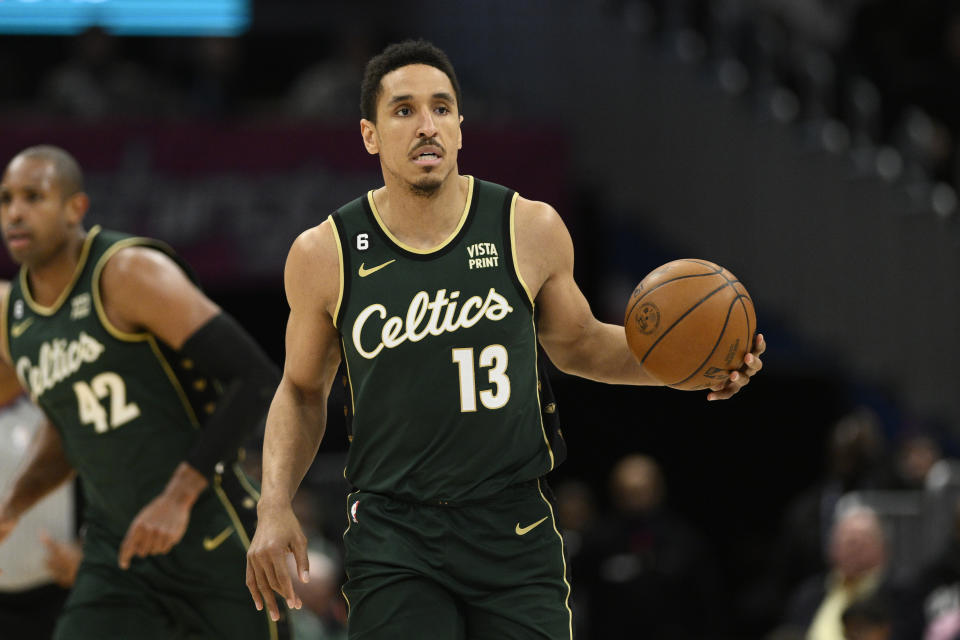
[2,1,960,637]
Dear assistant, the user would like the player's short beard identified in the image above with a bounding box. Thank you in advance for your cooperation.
[409,176,442,198]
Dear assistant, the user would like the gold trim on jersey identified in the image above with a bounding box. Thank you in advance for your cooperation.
[536,478,574,640]
[212,474,279,640]
[92,237,155,342]
[20,225,101,316]
[1,284,11,365]
[328,215,345,329]
[366,175,474,255]
[531,313,555,472]
[508,193,534,306]
[340,336,356,417]
[91,236,201,429]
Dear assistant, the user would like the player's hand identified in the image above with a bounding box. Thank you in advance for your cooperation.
[117,491,192,569]
[707,333,765,401]
[246,501,308,622]
[40,529,83,587]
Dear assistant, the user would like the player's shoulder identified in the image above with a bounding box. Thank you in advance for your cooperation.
[289,218,339,265]
[513,196,567,243]
[100,244,181,285]
[515,196,560,220]
[285,219,341,303]
[0,279,10,300]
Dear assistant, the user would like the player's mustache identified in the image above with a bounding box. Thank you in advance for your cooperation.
[411,138,444,154]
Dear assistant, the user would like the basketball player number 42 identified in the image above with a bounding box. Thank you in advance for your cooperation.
[73,372,142,433]
[451,345,510,412]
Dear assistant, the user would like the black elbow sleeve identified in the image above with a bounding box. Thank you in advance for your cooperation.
[178,313,279,477]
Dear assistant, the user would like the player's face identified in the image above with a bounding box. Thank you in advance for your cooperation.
[0,156,77,267]
[363,63,463,195]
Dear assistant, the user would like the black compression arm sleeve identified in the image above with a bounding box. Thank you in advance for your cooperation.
[178,313,279,477]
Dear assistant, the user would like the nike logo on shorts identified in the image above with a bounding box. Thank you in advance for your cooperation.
[202,525,234,551]
[515,516,549,536]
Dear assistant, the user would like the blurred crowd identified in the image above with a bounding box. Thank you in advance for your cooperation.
[553,408,960,639]
[1,0,957,212]
[605,0,960,216]
[0,26,380,123]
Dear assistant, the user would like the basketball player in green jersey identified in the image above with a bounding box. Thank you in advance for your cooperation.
[0,145,288,640]
[247,40,766,639]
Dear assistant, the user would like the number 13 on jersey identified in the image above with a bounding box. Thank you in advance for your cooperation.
[451,345,510,412]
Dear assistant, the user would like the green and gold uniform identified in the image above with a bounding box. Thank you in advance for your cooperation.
[331,177,571,639]
[3,227,284,640]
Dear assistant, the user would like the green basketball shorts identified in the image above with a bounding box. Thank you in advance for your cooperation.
[342,479,572,640]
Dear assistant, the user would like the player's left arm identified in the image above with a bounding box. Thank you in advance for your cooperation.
[516,197,763,399]
[98,246,279,568]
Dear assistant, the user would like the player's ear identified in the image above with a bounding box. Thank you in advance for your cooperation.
[457,114,463,150]
[65,192,89,225]
[360,119,379,155]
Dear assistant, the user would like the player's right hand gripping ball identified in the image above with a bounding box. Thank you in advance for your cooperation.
[624,259,756,390]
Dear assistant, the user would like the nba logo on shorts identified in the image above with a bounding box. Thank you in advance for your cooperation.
[351,500,359,523]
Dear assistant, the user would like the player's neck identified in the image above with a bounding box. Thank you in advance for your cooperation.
[374,172,469,250]
[26,229,88,306]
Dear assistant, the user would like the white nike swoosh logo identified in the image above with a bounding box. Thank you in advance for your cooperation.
[358,260,396,277]
[515,516,549,536]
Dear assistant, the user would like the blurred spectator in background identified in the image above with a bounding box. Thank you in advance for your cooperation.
[778,505,905,640]
[40,26,168,120]
[898,496,960,639]
[575,453,722,639]
[892,431,960,493]
[895,433,946,491]
[843,0,960,182]
[841,593,893,640]
[754,407,897,630]
[0,366,76,639]
[554,479,597,558]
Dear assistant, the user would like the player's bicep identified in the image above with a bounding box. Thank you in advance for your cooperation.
[281,304,341,398]
[280,223,342,399]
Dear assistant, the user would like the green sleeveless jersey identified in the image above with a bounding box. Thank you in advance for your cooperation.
[331,177,561,504]
[4,227,217,537]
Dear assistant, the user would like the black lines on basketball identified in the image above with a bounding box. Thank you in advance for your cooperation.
[625,268,725,324]
[624,259,757,390]
[670,294,740,387]
[638,282,731,363]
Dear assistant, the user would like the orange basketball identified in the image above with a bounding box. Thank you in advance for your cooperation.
[624,259,756,390]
